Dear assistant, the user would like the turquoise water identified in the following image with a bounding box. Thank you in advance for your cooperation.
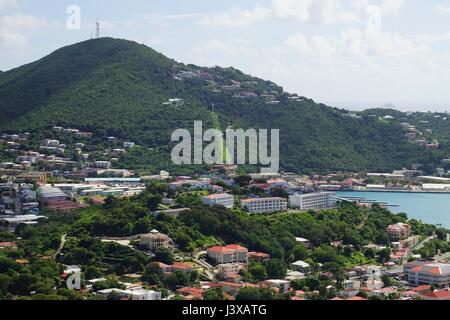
[336,191,450,228]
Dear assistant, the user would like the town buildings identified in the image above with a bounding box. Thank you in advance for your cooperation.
[139,230,171,251]
[289,192,336,210]
[404,261,450,288]
[207,244,248,265]
[387,223,411,241]
[201,193,234,209]
[241,197,287,214]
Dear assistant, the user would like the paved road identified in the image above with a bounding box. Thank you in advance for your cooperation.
[53,234,67,260]
[400,235,435,266]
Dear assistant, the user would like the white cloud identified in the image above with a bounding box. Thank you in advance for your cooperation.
[380,0,404,14]
[285,27,422,58]
[196,0,408,27]
[0,0,18,11]
[198,5,271,27]
[197,0,363,27]
[0,13,48,49]
[272,0,360,23]
[435,4,450,15]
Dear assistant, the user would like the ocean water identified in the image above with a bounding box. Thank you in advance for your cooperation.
[336,191,450,228]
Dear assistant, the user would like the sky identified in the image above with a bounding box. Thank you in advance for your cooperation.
[1,0,450,111]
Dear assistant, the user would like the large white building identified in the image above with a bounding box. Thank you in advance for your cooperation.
[404,261,450,288]
[139,230,171,251]
[241,197,287,214]
[207,244,248,265]
[289,192,336,210]
[202,193,234,209]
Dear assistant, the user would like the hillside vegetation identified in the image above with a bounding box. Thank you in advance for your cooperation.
[0,38,445,174]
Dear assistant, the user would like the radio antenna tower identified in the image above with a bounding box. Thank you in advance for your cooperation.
[96,18,100,39]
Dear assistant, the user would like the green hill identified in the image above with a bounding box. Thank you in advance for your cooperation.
[0,38,445,174]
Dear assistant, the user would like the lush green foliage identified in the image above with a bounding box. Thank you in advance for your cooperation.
[0,38,445,174]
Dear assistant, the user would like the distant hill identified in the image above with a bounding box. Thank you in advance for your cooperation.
[0,38,445,174]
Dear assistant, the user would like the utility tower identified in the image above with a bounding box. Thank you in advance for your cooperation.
[96,19,100,38]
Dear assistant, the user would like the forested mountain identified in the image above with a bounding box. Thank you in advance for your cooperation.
[0,38,445,174]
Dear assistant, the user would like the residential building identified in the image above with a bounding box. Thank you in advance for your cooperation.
[289,192,336,210]
[295,237,313,249]
[404,261,450,288]
[217,263,247,275]
[94,161,112,169]
[201,193,234,209]
[241,197,287,214]
[291,260,311,274]
[422,290,450,301]
[139,230,171,251]
[169,179,211,191]
[207,244,248,265]
[387,223,411,241]
[248,251,271,262]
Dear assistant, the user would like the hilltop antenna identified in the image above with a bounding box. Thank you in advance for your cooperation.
[96,18,100,39]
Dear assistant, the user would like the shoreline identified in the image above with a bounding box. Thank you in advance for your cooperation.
[336,189,450,194]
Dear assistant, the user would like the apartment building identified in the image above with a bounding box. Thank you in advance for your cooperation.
[241,197,287,214]
[207,244,248,265]
[387,223,411,241]
[289,192,336,210]
[201,193,234,209]
[139,230,171,251]
[404,261,450,288]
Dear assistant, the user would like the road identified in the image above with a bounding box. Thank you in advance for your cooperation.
[400,235,435,266]
[53,234,67,260]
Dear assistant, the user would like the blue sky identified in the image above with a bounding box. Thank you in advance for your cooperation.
[2,0,450,111]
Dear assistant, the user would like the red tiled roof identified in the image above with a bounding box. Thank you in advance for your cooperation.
[176,287,204,299]
[422,291,450,299]
[0,242,16,247]
[412,285,432,293]
[208,244,248,253]
[248,251,270,258]
[429,267,442,275]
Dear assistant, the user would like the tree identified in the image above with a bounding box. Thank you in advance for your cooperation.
[236,287,274,300]
[0,274,12,296]
[234,175,252,187]
[145,194,163,211]
[292,245,308,261]
[377,248,391,264]
[382,274,395,287]
[265,259,287,279]
[204,287,225,300]
[92,277,124,292]
[154,247,174,265]
[270,188,289,199]
[248,262,268,281]
[142,263,164,285]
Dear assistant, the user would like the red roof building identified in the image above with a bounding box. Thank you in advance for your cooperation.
[422,290,450,301]
[207,244,248,265]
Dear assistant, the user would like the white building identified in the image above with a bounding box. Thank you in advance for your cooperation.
[202,193,234,209]
[124,142,136,149]
[289,192,336,210]
[404,261,450,288]
[94,161,112,169]
[207,244,248,265]
[97,288,162,300]
[241,197,287,214]
[139,230,171,251]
